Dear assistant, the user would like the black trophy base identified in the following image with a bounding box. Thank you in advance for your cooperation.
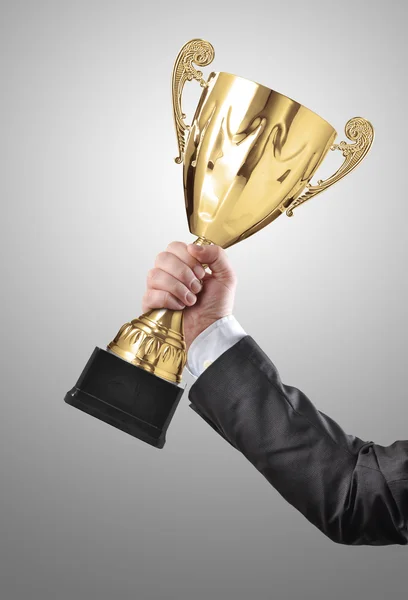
[64,347,184,448]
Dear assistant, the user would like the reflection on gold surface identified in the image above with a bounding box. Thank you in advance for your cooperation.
[109,39,374,383]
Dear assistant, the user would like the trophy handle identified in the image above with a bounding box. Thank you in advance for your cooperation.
[286,117,374,217]
[172,39,215,164]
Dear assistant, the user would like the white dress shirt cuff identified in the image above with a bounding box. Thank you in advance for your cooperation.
[186,315,247,379]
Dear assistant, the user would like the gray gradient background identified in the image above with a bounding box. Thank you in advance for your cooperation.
[1,1,407,598]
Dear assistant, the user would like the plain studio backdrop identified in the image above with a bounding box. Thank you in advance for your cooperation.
[1,1,407,599]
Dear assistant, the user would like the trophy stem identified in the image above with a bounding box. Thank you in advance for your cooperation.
[107,308,186,384]
[193,236,212,246]
[107,236,213,384]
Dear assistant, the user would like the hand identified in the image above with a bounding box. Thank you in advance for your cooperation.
[142,241,237,350]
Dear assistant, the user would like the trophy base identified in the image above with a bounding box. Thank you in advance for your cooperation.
[64,348,184,448]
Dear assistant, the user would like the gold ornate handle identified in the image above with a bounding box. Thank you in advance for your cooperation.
[172,39,215,164]
[286,117,374,217]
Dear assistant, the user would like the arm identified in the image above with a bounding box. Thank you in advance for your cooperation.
[142,241,408,546]
[188,332,408,546]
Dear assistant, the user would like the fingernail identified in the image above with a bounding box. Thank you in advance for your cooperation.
[190,279,202,293]
[175,301,185,310]
[192,244,204,252]
[193,265,205,280]
[186,292,196,305]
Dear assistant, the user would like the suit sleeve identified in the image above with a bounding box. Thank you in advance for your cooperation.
[188,335,408,546]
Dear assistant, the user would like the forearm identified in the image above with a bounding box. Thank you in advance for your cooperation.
[188,333,408,546]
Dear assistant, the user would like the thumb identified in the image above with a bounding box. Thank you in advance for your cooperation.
[187,244,233,279]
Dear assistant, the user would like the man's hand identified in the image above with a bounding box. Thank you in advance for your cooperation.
[142,241,237,350]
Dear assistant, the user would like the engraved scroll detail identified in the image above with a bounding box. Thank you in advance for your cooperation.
[172,39,215,164]
[286,117,374,216]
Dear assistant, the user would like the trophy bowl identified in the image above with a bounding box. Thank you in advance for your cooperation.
[64,39,374,448]
[183,70,371,248]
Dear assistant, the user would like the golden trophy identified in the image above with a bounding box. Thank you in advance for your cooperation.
[65,39,374,448]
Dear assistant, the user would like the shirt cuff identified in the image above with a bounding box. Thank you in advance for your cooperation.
[185,315,247,379]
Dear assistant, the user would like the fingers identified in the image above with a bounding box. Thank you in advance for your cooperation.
[166,241,206,280]
[143,242,234,315]
[142,288,186,312]
[154,247,204,293]
[187,244,235,280]
[146,268,199,307]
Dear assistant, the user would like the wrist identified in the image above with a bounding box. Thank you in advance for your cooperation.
[185,318,220,351]
[186,315,246,378]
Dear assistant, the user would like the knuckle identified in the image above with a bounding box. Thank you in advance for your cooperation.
[175,280,188,298]
[155,251,170,266]
[147,267,161,283]
[162,290,170,306]
[142,290,153,307]
[212,245,223,259]
[166,240,186,252]
[180,266,194,286]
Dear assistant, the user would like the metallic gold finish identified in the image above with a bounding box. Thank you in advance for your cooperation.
[172,39,215,164]
[108,236,212,384]
[108,39,374,384]
[107,309,186,384]
[182,71,373,248]
[286,117,374,216]
[194,236,213,246]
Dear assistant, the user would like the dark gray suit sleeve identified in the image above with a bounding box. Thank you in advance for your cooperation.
[188,335,408,546]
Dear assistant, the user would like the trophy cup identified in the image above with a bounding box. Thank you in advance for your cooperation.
[64,39,374,448]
